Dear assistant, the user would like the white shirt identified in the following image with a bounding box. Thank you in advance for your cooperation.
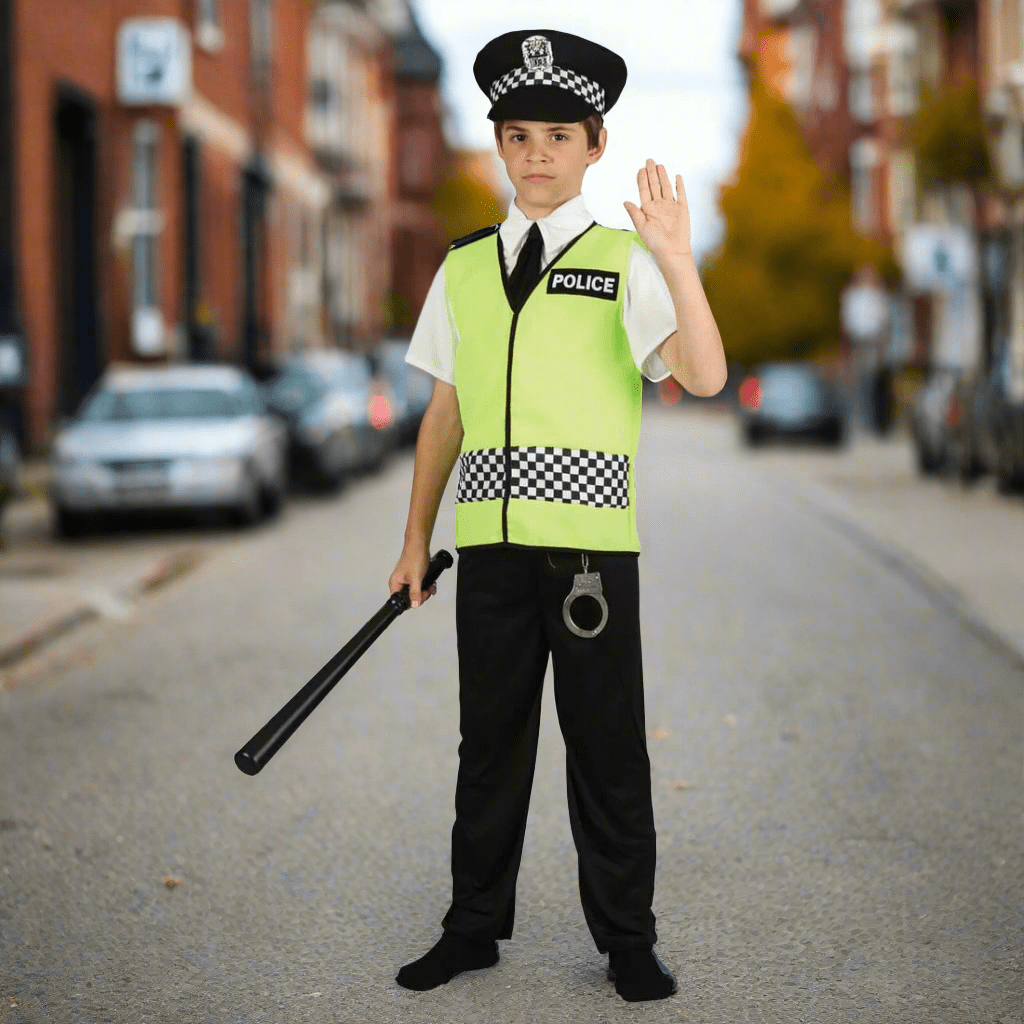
[405,193,676,385]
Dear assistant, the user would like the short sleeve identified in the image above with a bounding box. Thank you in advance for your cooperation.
[405,262,457,386]
[623,239,677,383]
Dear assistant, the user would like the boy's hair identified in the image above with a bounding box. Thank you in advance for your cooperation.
[494,112,604,151]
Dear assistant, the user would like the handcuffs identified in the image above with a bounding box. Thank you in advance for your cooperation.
[553,551,609,639]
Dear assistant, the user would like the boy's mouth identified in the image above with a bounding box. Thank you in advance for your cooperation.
[524,174,553,181]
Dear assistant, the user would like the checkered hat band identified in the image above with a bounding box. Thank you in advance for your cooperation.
[489,66,606,114]
[456,446,629,509]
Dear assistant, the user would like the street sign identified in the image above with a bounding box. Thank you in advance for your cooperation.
[117,19,192,107]
[902,223,977,291]
[841,282,890,340]
[132,307,166,356]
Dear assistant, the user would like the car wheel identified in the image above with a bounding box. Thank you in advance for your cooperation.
[823,420,845,447]
[996,466,1024,494]
[261,478,285,519]
[55,506,90,539]
[230,470,263,527]
[915,445,940,475]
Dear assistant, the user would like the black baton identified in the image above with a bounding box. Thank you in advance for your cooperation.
[234,549,454,776]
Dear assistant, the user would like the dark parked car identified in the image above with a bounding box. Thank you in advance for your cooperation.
[370,338,433,446]
[265,349,399,490]
[983,344,1024,493]
[737,361,847,447]
[910,359,1024,491]
[942,370,992,484]
[0,422,18,531]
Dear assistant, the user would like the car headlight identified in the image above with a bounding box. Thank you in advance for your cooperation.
[52,456,104,481]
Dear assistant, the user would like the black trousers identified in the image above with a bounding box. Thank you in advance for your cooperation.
[440,545,658,954]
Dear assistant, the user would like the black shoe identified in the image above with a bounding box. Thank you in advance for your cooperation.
[395,931,499,991]
[606,947,678,1002]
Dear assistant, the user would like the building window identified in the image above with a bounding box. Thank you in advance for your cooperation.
[131,119,165,355]
[815,59,838,111]
[251,0,274,77]
[887,150,917,234]
[787,26,818,109]
[196,0,224,52]
[849,67,874,122]
[850,137,879,233]
[886,22,918,116]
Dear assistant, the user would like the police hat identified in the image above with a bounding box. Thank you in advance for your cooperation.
[474,30,627,123]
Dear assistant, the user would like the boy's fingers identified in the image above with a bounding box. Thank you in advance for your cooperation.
[636,166,652,203]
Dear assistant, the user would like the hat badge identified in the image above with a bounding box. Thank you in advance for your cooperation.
[521,34,553,71]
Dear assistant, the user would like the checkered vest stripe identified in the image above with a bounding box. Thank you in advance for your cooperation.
[457,446,629,508]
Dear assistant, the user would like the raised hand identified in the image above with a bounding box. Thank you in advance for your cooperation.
[623,159,692,263]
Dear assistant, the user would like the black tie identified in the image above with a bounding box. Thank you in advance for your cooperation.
[508,222,544,310]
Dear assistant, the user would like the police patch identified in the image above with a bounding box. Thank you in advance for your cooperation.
[546,268,620,301]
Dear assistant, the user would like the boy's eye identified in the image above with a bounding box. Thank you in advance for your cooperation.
[510,133,568,142]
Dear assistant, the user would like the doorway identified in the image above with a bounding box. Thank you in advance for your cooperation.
[53,85,102,417]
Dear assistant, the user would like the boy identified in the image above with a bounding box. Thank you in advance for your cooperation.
[388,28,727,1003]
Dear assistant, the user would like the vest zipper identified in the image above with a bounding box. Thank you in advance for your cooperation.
[501,308,520,542]
[497,222,598,544]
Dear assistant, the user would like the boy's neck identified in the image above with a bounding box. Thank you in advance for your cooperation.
[513,192,581,222]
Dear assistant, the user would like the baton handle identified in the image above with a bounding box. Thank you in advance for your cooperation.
[390,546,454,612]
[234,549,454,776]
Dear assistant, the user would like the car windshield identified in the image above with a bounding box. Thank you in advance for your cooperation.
[267,369,325,414]
[757,367,822,408]
[78,387,243,422]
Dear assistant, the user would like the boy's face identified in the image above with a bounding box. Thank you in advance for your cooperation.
[496,120,606,215]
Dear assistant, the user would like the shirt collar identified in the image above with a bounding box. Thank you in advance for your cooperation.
[498,193,593,267]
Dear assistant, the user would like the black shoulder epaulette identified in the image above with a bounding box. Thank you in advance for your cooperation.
[448,224,500,251]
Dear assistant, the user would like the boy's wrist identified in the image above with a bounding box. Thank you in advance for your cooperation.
[404,528,431,550]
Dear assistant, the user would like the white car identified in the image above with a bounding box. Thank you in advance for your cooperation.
[49,363,288,537]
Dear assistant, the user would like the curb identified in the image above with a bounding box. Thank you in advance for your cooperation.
[781,472,1024,672]
[0,546,207,672]
[9,461,49,503]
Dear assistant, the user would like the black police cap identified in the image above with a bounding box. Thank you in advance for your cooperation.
[474,30,627,124]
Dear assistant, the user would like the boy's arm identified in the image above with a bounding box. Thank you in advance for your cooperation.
[403,378,463,550]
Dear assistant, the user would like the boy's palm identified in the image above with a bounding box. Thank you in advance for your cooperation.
[623,159,692,261]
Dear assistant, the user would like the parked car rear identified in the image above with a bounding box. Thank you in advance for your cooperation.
[48,363,288,537]
[736,361,847,447]
[265,348,400,490]
[942,370,992,484]
[371,338,433,447]
[984,344,1024,493]
[910,368,961,475]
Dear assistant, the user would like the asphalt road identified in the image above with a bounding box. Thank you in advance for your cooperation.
[1,405,1022,1024]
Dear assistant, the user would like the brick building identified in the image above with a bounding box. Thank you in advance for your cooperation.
[308,0,395,352]
[4,0,332,455]
[372,0,451,338]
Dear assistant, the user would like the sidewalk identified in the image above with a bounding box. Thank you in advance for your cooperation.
[729,416,1024,666]
[0,467,209,676]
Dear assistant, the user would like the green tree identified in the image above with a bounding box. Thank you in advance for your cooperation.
[908,74,992,191]
[700,69,897,368]
[432,162,506,243]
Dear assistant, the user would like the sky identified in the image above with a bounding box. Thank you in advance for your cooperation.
[412,0,750,262]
